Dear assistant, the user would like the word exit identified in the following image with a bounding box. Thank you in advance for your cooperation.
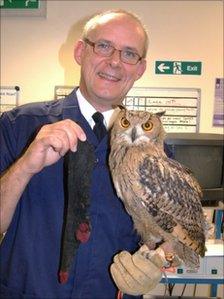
[155,61,202,75]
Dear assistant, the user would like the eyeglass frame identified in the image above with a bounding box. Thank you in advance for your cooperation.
[83,38,143,65]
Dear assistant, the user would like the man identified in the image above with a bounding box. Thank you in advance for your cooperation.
[0,10,164,298]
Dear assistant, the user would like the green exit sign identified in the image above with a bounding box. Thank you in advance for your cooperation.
[0,0,39,9]
[155,61,202,75]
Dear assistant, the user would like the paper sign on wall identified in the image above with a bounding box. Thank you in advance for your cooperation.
[0,86,19,114]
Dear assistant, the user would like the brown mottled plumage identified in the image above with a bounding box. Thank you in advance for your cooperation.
[109,108,209,268]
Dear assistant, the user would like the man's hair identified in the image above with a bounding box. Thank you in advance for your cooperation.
[82,9,149,58]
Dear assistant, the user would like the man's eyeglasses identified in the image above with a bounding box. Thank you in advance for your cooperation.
[83,38,143,65]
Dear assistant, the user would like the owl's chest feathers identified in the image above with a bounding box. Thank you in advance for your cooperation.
[110,143,171,239]
[110,144,153,212]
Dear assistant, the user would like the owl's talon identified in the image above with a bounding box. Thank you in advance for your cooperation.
[163,252,182,268]
[165,252,174,262]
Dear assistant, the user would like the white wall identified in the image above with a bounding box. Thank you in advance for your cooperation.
[1,1,223,133]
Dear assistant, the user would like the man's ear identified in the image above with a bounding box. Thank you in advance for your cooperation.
[74,40,85,65]
[135,59,147,80]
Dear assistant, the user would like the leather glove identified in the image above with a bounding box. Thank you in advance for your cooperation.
[110,245,164,296]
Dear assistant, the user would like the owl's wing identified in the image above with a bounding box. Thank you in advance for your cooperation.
[138,155,206,256]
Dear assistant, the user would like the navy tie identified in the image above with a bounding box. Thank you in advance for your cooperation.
[92,112,107,141]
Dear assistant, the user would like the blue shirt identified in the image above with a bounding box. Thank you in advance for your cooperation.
[0,89,143,299]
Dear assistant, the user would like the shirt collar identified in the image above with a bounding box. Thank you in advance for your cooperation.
[76,88,115,129]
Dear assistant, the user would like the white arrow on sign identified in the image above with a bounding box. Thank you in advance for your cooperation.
[158,63,170,72]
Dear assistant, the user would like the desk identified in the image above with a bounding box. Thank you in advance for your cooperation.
[161,277,224,297]
[161,240,224,297]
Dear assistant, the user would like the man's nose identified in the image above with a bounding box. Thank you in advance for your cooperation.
[108,49,122,66]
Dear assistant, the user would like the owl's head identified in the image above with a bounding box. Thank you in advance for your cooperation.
[110,107,166,149]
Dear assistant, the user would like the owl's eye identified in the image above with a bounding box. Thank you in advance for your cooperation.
[120,117,130,128]
[142,121,153,131]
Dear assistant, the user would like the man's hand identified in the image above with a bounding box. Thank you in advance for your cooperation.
[110,245,163,296]
[0,119,86,233]
[20,119,86,175]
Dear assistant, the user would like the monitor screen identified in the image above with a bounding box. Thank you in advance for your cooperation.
[166,133,224,206]
[173,145,223,189]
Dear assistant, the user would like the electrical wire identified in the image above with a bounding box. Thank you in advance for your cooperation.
[180,283,187,297]
[162,271,176,297]
[168,283,175,295]
[162,270,168,298]
[193,283,197,296]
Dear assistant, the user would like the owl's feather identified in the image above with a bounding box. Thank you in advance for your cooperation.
[109,108,209,268]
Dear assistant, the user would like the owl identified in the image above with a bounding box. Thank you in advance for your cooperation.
[109,107,210,268]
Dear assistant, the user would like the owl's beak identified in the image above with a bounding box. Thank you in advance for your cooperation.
[131,127,137,142]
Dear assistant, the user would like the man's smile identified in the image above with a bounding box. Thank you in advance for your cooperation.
[98,71,121,82]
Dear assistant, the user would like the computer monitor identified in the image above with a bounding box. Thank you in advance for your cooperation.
[165,133,224,207]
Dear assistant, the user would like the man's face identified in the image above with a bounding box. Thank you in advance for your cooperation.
[75,14,147,111]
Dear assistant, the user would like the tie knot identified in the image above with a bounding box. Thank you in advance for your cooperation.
[92,112,104,124]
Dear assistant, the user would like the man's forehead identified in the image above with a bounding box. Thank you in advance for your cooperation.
[96,12,124,24]
[85,12,146,55]
[90,13,141,32]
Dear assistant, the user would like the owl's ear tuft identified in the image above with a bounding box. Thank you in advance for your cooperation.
[112,104,126,111]
[156,111,166,118]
